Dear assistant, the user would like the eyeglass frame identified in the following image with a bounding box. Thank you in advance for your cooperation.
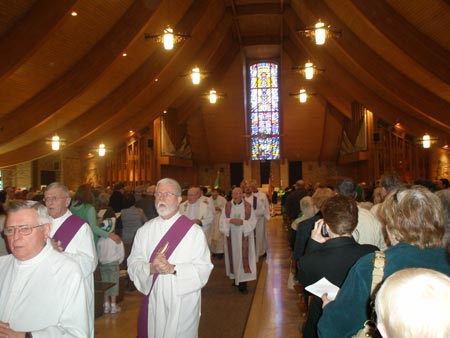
[154,191,178,199]
[43,196,68,203]
[3,224,47,237]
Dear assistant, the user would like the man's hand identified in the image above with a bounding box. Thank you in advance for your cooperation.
[310,219,328,244]
[151,252,175,275]
[0,321,26,338]
[229,218,243,226]
[49,238,63,252]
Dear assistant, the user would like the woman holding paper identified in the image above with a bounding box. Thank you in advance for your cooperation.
[298,195,378,338]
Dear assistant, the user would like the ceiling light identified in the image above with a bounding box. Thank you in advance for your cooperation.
[203,89,226,104]
[298,19,341,45]
[292,61,324,80]
[98,143,106,157]
[422,134,431,149]
[46,134,65,151]
[144,26,190,51]
[191,67,201,85]
[52,135,60,150]
[71,11,77,17]
[289,89,316,103]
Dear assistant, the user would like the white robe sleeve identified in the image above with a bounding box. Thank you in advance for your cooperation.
[242,210,257,236]
[219,208,231,236]
[172,227,213,296]
[63,223,97,277]
[127,226,153,295]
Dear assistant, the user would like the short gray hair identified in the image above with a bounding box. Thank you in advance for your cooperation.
[8,200,52,225]
[46,182,70,198]
[156,178,181,196]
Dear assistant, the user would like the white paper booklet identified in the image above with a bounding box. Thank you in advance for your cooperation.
[305,277,340,300]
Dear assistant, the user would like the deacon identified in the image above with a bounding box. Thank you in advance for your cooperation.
[44,182,97,338]
[220,187,257,294]
[0,201,89,337]
[128,178,213,338]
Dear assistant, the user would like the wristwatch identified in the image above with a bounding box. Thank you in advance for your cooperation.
[172,265,177,275]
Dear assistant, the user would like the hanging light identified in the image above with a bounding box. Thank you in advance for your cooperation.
[289,90,316,103]
[163,27,174,50]
[191,67,201,85]
[209,89,217,104]
[305,62,314,80]
[202,89,226,104]
[298,19,341,45]
[314,21,326,45]
[51,134,60,151]
[292,61,324,79]
[299,89,307,103]
[98,143,106,157]
[144,26,190,51]
[422,134,431,149]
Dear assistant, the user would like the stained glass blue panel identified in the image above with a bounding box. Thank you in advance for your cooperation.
[249,62,280,160]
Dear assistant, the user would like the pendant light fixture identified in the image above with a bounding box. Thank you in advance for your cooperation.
[145,26,190,51]
[298,19,341,45]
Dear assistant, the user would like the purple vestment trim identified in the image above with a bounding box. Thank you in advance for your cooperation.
[137,215,194,338]
[52,214,85,251]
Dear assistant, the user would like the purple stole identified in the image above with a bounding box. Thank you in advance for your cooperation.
[225,201,252,274]
[137,215,194,338]
[52,214,85,251]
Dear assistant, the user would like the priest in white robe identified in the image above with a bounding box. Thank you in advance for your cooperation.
[249,180,270,257]
[128,178,213,338]
[0,201,89,338]
[208,188,227,256]
[220,187,257,294]
[179,186,214,244]
[44,182,97,338]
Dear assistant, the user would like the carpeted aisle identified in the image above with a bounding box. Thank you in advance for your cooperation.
[199,255,263,338]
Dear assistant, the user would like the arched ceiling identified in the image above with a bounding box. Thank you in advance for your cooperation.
[0,0,449,167]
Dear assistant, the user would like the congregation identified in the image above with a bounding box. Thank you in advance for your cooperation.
[0,173,449,338]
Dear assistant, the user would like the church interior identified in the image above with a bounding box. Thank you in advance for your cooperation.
[1,1,450,337]
[0,0,449,191]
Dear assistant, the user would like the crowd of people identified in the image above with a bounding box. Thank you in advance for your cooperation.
[0,173,449,337]
[284,174,450,338]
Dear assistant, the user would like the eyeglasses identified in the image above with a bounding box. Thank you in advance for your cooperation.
[3,225,45,237]
[43,196,66,203]
[155,191,177,199]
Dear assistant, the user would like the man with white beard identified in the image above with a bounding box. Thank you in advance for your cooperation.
[127,178,213,338]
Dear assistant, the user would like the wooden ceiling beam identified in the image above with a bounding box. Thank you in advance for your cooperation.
[285,5,449,142]
[303,0,450,132]
[348,0,450,85]
[0,0,78,82]
[0,1,157,145]
[233,3,283,16]
[64,0,224,149]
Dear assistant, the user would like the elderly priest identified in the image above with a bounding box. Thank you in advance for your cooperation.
[0,201,89,338]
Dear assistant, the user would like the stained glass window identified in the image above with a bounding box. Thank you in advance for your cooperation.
[249,62,280,160]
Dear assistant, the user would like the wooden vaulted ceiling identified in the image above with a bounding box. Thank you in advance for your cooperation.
[0,0,449,167]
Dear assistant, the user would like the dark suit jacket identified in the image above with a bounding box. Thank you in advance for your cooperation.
[293,212,322,262]
[298,237,378,338]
